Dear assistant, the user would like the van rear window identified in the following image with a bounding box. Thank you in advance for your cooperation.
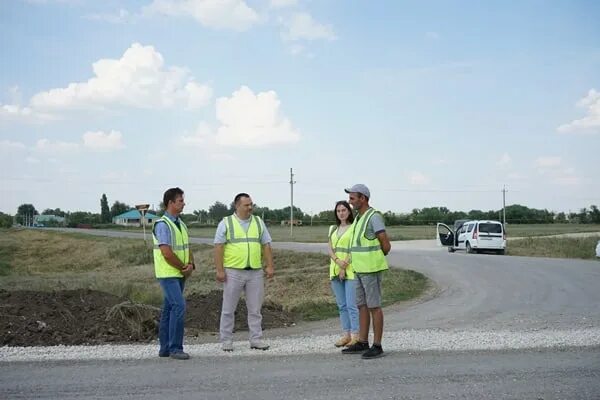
[479,223,502,234]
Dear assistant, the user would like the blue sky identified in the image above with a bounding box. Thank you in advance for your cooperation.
[1,0,599,216]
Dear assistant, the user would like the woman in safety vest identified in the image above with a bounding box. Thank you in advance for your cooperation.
[327,200,359,347]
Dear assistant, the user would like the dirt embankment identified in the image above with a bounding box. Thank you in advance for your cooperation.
[0,289,295,347]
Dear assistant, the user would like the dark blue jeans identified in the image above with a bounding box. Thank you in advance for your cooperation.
[158,278,186,355]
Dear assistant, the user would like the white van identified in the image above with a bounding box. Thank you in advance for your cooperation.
[436,220,506,254]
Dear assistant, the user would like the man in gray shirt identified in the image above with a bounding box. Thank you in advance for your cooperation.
[214,193,274,352]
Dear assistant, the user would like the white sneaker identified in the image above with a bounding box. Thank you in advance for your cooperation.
[222,341,233,352]
[250,340,270,350]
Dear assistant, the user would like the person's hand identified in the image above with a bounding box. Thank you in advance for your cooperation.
[181,263,193,279]
[338,269,346,280]
[265,265,274,279]
[216,269,226,283]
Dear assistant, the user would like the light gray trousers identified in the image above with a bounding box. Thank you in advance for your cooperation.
[219,268,264,343]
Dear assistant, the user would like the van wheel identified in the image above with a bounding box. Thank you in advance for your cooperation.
[497,249,505,255]
[466,242,474,254]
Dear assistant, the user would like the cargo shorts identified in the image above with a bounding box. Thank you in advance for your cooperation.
[355,271,383,308]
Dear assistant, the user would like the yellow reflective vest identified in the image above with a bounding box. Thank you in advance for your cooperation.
[328,224,355,280]
[350,208,388,273]
[223,214,263,269]
[152,215,190,278]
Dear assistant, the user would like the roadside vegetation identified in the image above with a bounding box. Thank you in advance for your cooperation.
[185,223,600,243]
[0,229,428,320]
[508,235,600,260]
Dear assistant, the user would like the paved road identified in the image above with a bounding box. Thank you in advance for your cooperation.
[2,228,599,398]
[2,348,599,399]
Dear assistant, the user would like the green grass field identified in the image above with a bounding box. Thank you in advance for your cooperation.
[0,229,428,320]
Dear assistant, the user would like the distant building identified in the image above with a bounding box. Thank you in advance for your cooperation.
[34,214,66,226]
[112,210,159,227]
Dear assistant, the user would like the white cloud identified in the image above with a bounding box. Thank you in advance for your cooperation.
[270,0,297,8]
[0,103,57,122]
[535,156,562,169]
[280,12,336,41]
[407,171,430,185]
[34,139,79,155]
[496,153,512,169]
[180,122,214,147]
[534,157,581,185]
[82,130,125,151]
[214,86,300,148]
[0,140,26,153]
[29,43,212,111]
[144,0,260,31]
[557,89,600,134]
[84,8,131,24]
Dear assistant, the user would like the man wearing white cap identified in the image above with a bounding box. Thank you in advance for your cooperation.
[341,184,391,359]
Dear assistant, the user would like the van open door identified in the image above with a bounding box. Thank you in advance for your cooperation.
[436,223,455,249]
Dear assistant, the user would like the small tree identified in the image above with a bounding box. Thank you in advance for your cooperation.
[208,201,229,223]
[110,201,130,218]
[0,212,13,228]
[16,204,38,225]
[100,194,111,223]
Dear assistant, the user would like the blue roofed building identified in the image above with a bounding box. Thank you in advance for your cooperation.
[112,210,159,227]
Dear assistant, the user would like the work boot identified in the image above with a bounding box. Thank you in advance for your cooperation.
[169,352,190,360]
[361,344,385,359]
[222,341,233,352]
[250,339,270,350]
[341,340,369,354]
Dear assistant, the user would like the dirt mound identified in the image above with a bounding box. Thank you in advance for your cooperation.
[0,289,295,347]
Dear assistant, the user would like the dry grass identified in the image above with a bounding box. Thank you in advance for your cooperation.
[0,229,428,320]
[508,235,600,260]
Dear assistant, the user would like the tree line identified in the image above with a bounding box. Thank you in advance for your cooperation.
[1,195,599,229]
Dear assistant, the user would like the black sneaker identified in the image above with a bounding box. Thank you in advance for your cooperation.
[341,341,369,354]
[361,344,384,359]
[169,352,190,360]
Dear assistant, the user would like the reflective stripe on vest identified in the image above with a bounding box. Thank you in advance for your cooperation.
[152,216,190,278]
[328,224,355,280]
[223,215,263,269]
[350,208,388,273]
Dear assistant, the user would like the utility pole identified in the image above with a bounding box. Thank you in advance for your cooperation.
[289,167,295,237]
[502,185,507,227]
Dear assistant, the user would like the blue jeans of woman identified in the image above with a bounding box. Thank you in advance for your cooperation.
[330,277,359,334]
[158,278,186,355]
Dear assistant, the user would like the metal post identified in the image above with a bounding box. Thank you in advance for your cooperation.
[502,185,506,227]
[290,168,295,237]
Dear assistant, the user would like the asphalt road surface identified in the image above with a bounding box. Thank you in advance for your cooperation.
[2,228,599,399]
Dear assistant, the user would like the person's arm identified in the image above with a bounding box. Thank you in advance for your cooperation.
[214,220,227,282]
[259,220,274,278]
[155,221,191,274]
[159,245,190,271]
[376,231,391,255]
[262,243,274,278]
[214,243,226,282]
[370,213,391,256]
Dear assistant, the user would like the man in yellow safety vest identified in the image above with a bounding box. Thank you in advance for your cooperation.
[214,193,274,352]
[341,184,391,359]
[152,187,194,360]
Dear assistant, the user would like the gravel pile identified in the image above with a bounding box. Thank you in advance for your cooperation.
[2,327,600,362]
